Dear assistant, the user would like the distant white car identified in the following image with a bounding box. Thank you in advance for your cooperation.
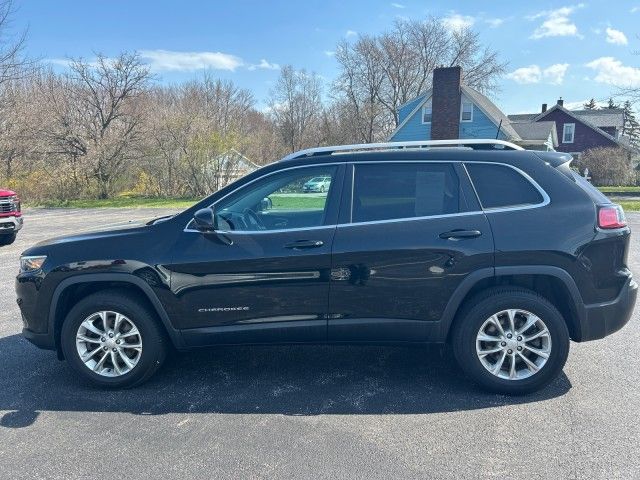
[303,176,331,193]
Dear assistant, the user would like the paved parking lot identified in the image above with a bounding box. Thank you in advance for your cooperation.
[1,208,639,479]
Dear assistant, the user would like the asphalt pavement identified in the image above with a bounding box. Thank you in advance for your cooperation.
[0,208,639,479]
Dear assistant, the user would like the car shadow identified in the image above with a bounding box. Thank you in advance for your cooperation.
[0,334,571,428]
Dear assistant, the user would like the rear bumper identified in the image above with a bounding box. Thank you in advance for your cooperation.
[579,275,637,341]
[0,214,23,233]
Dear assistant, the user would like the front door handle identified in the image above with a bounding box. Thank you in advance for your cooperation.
[439,229,482,240]
[284,240,324,249]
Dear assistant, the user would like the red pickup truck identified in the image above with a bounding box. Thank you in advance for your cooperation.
[0,188,22,245]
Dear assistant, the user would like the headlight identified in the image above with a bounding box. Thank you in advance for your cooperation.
[9,195,20,211]
[20,255,47,273]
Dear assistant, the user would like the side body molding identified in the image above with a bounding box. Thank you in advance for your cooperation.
[48,273,184,350]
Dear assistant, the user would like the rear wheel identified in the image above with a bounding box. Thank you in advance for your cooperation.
[452,287,569,395]
[60,291,167,388]
[0,232,16,245]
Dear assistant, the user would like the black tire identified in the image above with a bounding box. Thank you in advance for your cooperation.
[60,290,168,388]
[452,287,570,395]
[0,232,16,245]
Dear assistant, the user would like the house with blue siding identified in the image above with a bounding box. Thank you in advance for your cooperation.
[389,66,558,151]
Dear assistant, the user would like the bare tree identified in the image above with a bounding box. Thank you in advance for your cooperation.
[43,52,151,198]
[268,65,323,153]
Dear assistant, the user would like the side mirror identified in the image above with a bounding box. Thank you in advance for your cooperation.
[193,207,217,232]
[260,197,273,211]
[192,207,233,245]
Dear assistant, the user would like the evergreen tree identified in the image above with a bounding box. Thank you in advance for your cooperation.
[605,97,620,109]
[583,98,597,109]
[622,100,640,149]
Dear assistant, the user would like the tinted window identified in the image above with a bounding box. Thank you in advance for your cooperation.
[466,163,543,209]
[352,163,460,222]
[213,165,337,231]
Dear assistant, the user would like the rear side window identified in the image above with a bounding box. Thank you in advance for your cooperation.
[466,163,543,209]
[352,163,460,222]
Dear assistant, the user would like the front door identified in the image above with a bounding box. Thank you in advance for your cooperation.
[328,161,494,342]
[167,163,345,346]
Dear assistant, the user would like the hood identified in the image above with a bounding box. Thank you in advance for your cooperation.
[0,188,17,196]
[27,223,148,252]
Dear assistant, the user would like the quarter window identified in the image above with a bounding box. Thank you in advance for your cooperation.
[212,166,337,231]
[422,99,432,124]
[562,123,575,143]
[352,163,460,223]
[461,101,473,122]
[465,163,543,209]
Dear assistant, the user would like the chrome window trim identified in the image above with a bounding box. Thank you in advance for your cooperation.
[184,159,551,234]
[184,162,341,233]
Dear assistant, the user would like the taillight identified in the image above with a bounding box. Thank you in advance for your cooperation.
[598,205,626,229]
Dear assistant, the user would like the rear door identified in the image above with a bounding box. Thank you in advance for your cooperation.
[328,160,494,342]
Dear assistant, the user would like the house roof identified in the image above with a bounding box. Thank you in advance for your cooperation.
[510,121,558,145]
[508,108,625,129]
[571,108,624,128]
[214,149,259,169]
[461,86,521,140]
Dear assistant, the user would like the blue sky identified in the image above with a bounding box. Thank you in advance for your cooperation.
[11,0,640,113]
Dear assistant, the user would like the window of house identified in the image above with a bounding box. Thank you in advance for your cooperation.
[465,163,544,209]
[562,123,575,143]
[351,163,460,223]
[422,99,432,124]
[461,101,473,122]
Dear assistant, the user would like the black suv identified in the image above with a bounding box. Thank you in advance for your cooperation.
[16,140,636,394]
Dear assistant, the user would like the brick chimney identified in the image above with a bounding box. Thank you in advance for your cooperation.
[557,97,564,107]
[431,66,462,140]
[541,103,547,113]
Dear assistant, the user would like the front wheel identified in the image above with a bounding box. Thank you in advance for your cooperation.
[60,290,167,388]
[452,287,570,395]
[0,232,16,245]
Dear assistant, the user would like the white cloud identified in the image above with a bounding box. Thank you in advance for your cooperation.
[247,59,280,71]
[543,63,569,84]
[139,50,243,71]
[485,18,504,28]
[586,57,640,87]
[345,30,357,38]
[391,2,405,8]
[605,27,628,45]
[507,63,569,85]
[529,4,584,39]
[507,65,542,84]
[442,13,475,32]
[324,50,336,57]
[631,6,640,13]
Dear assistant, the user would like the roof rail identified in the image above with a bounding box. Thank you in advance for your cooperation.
[281,139,524,161]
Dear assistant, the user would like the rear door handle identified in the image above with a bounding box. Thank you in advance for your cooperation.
[284,240,324,249]
[439,229,482,240]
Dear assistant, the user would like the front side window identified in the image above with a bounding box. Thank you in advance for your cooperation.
[465,163,544,209]
[422,99,432,124]
[213,165,338,231]
[461,101,473,122]
[352,163,460,223]
[562,123,575,143]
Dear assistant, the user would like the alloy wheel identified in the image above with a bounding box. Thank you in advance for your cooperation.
[75,311,143,377]
[475,309,551,380]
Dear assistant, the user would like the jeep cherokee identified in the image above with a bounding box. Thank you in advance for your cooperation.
[16,140,636,394]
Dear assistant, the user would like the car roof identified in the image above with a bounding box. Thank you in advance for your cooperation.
[277,148,568,167]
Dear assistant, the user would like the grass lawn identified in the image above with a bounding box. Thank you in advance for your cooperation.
[598,186,640,193]
[619,200,640,211]
[268,194,326,209]
[29,197,199,209]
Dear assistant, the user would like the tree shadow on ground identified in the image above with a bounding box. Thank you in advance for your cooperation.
[0,334,571,428]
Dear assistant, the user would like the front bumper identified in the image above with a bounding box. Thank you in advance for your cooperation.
[579,275,637,341]
[0,214,23,233]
